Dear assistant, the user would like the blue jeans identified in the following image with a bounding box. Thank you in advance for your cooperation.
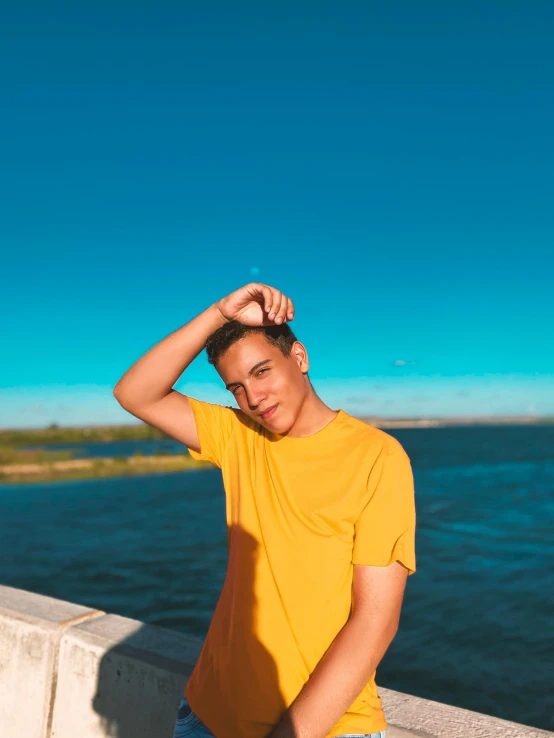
[173,695,387,738]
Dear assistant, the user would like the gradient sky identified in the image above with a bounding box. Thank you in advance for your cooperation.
[1,2,553,428]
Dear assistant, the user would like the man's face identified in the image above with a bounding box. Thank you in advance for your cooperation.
[216,333,309,432]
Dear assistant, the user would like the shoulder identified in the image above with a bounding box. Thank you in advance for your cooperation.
[340,412,409,459]
[227,404,265,436]
[186,397,260,438]
[221,403,264,437]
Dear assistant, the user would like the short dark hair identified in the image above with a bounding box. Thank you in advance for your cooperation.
[205,320,299,367]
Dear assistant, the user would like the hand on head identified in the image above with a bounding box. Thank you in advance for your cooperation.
[216,283,295,327]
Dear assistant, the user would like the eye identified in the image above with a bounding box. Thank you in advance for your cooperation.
[230,368,269,394]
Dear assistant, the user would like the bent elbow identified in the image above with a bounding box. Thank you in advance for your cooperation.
[113,384,129,406]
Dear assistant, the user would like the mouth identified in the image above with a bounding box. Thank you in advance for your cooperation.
[258,404,278,420]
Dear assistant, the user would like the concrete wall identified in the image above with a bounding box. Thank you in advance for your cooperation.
[0,585,551,738]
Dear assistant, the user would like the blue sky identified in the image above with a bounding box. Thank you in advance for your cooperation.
[1,2,553,428]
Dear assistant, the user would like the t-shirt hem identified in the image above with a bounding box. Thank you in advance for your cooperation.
[184,681,214,733]
[325,719,388,738]
[185,681,388,738]
[352,555,416,575]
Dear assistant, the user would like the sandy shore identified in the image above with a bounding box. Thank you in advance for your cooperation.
[364,415,551,428]
[0,454,209,485]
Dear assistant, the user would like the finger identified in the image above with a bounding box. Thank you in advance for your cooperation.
[253,283,273,314]
[286,297,295,321]
[269,292,283,321]
[275,294,289,324]
[268,290,283,320]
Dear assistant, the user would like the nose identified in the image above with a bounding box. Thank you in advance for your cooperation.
[246,387,267,412]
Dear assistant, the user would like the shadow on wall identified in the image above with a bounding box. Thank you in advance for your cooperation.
[91,524,286,737]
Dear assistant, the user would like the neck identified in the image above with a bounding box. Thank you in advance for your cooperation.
[284,391,339,438]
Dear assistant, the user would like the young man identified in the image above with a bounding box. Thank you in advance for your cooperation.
[113,283,416,738]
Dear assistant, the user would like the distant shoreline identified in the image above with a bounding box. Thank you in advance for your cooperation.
[361,415,554,429]
[0,454,210,485]
[1,415,552,484]
[1,414,553,435]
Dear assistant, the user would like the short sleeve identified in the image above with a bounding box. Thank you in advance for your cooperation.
[352,444,417,575]
[185,396,240,468]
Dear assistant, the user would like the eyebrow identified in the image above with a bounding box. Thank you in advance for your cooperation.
[225,359,272,390]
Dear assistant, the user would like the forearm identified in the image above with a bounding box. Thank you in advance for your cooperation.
[113,303,228,407]
[267,615,397,738]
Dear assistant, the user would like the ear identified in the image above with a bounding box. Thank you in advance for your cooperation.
[293,341,309,373]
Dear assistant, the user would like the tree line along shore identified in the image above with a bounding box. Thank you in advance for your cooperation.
[0,452,209,485]
[0,423,208,485]
[1,415,552,485]
[3,413,552,446]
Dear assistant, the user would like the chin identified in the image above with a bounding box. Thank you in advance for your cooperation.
[258,416,285,431]
[271,417,292,433]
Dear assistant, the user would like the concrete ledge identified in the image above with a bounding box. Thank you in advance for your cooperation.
[0,585,103,738]
[380,686,553,738]
[52,612,203,738]
[0,585,552,738]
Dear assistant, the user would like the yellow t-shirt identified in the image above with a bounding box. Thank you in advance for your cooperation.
[184,397,416,738]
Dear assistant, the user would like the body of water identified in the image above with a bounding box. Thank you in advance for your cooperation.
[2,424,553,732]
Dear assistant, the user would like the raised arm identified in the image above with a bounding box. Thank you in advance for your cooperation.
[112,283,294,452]
[112,303,229,452]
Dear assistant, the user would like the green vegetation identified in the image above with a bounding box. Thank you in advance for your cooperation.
[1,414,552,486]
[0,448,210,485]
[3,414,553,451]
[0,445,76,465]
[0,422,169,447]
[0,424,210,485]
